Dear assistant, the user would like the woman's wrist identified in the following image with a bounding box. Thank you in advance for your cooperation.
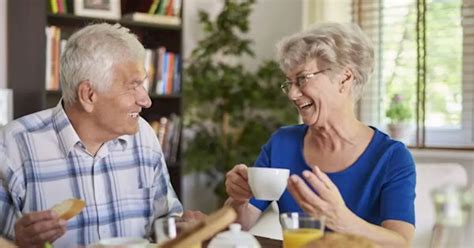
[337,208,366,234]
[224,197,249,209]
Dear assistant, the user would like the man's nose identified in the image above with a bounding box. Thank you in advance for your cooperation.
[137,85,152,108]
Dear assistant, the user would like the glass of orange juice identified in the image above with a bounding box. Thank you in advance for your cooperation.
[154,217,201,248]
[280,212,325,248]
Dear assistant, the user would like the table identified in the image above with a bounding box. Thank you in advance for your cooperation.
[203,236,282,248]
[255,236,282,248]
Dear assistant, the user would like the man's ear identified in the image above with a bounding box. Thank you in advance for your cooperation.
[76,81,96,113]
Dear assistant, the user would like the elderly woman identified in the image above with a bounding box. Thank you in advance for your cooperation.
[225,23,415,247]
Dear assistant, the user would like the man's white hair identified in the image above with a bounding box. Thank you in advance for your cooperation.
[60,23,145,105]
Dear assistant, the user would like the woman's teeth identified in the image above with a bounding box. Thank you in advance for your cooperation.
[300,102,313,109]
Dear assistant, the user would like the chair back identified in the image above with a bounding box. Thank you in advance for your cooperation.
[414,163,468,248]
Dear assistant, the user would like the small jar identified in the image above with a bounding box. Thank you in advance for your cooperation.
[208,223,261,248]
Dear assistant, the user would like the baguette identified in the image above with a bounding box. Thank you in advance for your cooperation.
[159,206,237,248]
[51,199,86,220]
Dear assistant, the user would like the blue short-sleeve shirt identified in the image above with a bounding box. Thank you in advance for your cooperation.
[249,125,416,226]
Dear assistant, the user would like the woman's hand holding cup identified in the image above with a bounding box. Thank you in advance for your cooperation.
[226,164,290,204]
[225,164,253,204]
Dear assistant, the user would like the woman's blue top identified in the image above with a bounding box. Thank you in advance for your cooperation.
[249,125,416,226]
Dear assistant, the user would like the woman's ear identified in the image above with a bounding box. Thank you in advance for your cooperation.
[339,69,354,93]
[76,81,96,113]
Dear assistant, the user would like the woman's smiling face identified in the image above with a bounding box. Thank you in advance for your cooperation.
[285,60,342,127]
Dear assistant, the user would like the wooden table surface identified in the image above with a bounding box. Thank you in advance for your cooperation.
[255,236,282,248]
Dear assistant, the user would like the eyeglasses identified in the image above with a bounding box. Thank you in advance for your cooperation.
[280,68,331,94]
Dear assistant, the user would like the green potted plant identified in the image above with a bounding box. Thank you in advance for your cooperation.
[385,94,413,141]
[183,0,297,201]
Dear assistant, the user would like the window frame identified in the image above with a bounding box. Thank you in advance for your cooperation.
[353,0,474,149]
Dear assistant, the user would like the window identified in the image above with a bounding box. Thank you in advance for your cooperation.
[353,0,474,148]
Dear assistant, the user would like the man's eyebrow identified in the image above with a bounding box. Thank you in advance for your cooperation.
[131,75,148,84]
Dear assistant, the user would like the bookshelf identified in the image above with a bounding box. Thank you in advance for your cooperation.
[7,0,184,197]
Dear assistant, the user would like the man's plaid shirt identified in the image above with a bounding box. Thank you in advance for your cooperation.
[0,102,183,247]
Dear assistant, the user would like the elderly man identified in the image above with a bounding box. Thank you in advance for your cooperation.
[0,23,201,247]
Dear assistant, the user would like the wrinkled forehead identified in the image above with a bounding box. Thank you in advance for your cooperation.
[110,61,146,83]
[285,59,321,78]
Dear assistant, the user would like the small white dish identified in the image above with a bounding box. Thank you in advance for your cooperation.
[96,237,149,248]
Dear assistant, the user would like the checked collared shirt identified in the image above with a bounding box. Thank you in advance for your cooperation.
[0,102,183,247]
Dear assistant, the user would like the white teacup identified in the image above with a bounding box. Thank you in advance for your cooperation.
[96,237,149,248]
[248,167,290,200]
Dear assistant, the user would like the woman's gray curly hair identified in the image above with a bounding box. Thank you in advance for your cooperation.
[277,22,374,102]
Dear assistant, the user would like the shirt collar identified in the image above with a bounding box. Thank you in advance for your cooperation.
[52,100,129,157]
[116,134,130,151]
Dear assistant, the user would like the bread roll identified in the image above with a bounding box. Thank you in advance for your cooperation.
[51,199,86,220]
[0,237,17,248]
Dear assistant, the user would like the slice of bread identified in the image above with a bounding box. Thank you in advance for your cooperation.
[0,237,17,248]
[51,199,86,220]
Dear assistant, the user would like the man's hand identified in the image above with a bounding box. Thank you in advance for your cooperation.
[182,210,207,222]
[225,164,253,204]
[14,210,67,248]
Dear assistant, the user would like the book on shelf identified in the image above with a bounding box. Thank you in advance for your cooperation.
[45,26,63,91]
[44,27,180,95]
[160,53,169,95]
[148,0,161,14]
[141,47,181,95]
[149,114,181,163]
[122,12,181,26]
[48,0,73,14]
[150,47,180,95]
[143,49,155,92]
[152,0,182,16]
[158,116,168,149]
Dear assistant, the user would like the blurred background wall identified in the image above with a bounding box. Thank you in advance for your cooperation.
[0,0,6,89]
